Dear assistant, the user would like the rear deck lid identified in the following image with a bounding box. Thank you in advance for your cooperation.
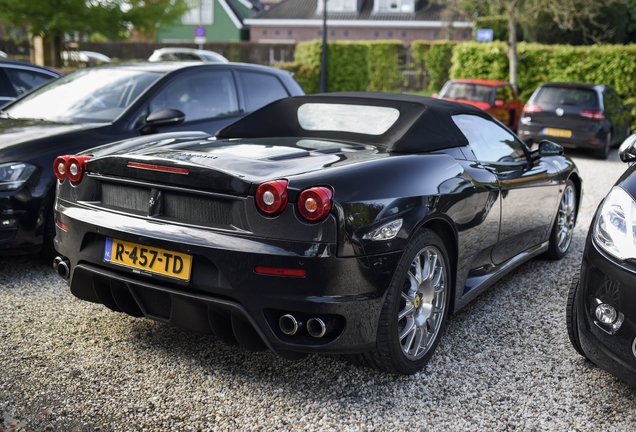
[87,137,379,195]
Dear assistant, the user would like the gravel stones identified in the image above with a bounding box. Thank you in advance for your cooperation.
[1,150,636,431]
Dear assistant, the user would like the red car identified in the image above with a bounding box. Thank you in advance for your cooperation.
[435,79,524,131]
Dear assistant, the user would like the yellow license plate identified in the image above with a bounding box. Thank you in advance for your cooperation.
[103,238,192,281]
[545,128,572,138]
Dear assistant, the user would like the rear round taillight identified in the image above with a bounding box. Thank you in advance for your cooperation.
[53,156,70,181]
[256,180,288,215]
[298,187,333,222]
[65,155,92,183]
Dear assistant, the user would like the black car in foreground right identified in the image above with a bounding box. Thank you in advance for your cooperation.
[54,93,580,374]
[568,134,636,387]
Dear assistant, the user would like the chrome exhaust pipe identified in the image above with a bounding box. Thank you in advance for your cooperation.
[53,256,70,280]
[307,317,334,338]
[279,314,302,335]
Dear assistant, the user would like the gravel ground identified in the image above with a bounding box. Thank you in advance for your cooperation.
[1,149,636,432]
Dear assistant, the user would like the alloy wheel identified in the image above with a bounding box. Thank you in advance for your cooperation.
[556,184,576,253]
[397,246,446,360]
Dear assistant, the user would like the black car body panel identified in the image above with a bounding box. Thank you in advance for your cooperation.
[518,83,631,156]
[0,62,303,254]
[570,154,636,386]
[54,94,580,368]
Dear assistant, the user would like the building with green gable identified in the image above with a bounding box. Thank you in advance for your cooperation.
[157,0,264,42]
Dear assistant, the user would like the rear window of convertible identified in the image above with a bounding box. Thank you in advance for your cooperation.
[297,103,400,135]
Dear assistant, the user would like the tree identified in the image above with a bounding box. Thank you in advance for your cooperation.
[0,0,188,67]
[437,0,623,91]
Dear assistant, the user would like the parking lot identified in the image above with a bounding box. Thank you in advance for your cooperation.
[1,149,635,431]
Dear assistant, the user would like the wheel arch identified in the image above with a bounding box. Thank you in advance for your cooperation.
[410,215,459,315]
[567,172,582,228]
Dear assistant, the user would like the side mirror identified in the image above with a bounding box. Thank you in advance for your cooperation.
[619,133,636,162]
[139,108,185,135]
[532,140,564,160]
[494,99,505,107]
[431,93,438,98]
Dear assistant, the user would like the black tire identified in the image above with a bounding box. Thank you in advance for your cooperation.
[353,229,451,374]
[545,179,577,260]
[592,131,611,159]
[566,277,587,358]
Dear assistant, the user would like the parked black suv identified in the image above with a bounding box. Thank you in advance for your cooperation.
[518,83,632,159]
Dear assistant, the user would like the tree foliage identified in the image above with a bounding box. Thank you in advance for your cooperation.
[0,0,188,45]
[436,0,623,91]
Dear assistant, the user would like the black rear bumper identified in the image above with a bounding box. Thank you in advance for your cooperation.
[54,201,403,356]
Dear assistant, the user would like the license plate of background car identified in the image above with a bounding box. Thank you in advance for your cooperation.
[103,237,192,281]
[544,128,572,138]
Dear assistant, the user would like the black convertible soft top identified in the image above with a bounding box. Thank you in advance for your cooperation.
[216,92,492,153]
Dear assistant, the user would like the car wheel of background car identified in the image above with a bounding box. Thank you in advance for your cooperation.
[592,131,612,159]
[357,229,451,375]
[546,180,577,260]
[566,277,587,358]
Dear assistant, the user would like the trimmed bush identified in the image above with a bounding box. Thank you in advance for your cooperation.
[367,40,404,92]
[412,40,458,91]
[275,62,319,94]
[450,42,636,103]
[290,40,369,93]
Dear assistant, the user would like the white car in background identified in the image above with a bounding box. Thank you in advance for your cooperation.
[148,47,229,63]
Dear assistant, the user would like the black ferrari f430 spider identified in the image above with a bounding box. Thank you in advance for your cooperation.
[53,93,580,374]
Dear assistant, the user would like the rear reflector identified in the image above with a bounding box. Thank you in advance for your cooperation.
[127,162,189,175]
[254,266,306,277]
[55,220,69,232]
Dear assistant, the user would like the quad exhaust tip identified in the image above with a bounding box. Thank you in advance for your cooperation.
[53,256,70,280]
[307,317,327,338]
[279,314,302,335]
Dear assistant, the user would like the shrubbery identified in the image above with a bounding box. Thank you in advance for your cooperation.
[285,39,636,127]
[412,41,457,91]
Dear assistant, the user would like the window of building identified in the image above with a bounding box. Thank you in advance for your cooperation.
[374,0,414,13]
[401,31,407,38]
[374,31,379,37]
[344,30,349,37]
[288,30,293,36]
[433,30,439,38]
[317,0,356,13]
[262,29,268,35]
[330,30,336,36]
[388,31,393,37]
[275,30,280,35]
[182,0,213,25]
[462,32,468,39]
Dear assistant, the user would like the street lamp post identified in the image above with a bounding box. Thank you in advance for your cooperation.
[319,0,328,93]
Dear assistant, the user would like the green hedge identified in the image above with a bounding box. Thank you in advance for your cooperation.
[287,40,369,93]
[451,42,636,103]
[275,62,320,95]
[367,40,404,92]
[412,40,457,91]
[285,40,406,93]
